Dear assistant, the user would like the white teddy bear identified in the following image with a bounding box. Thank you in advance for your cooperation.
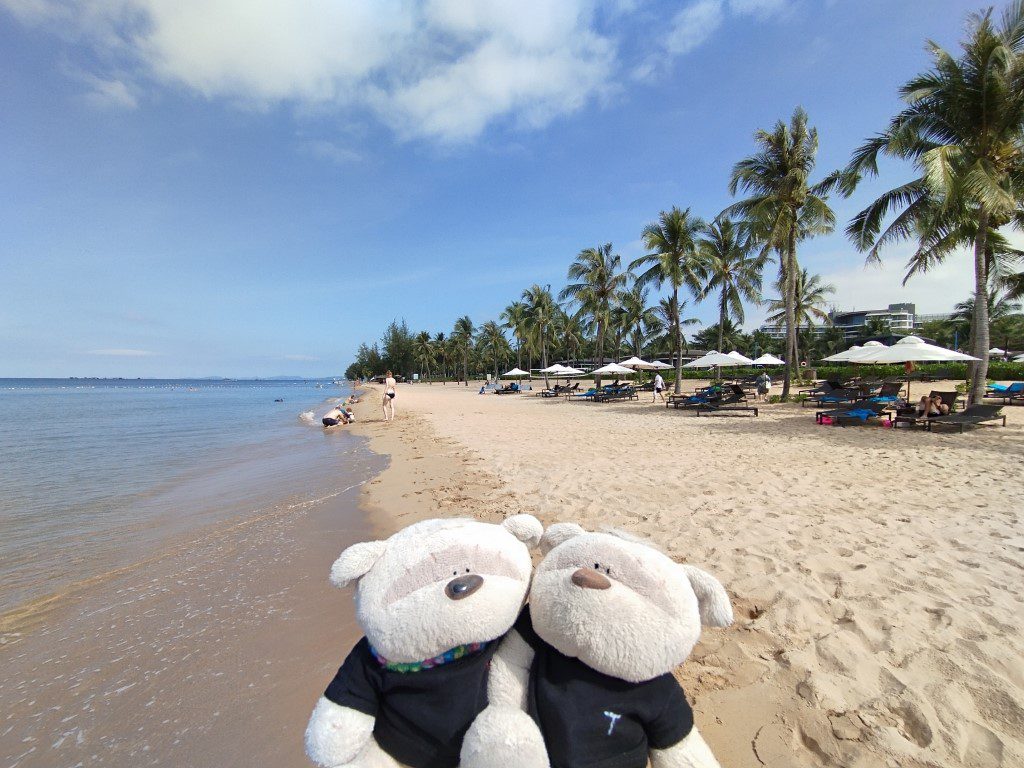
[461,523,733,768]
[305,515,543,768]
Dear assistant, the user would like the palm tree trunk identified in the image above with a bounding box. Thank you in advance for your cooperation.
[673,287,683,395]
[596,320,605,388]
[463,350,468,386]
[542,329,549,389]
[969,207,991,405]
[718,288,727,353]
[782,238,798,400]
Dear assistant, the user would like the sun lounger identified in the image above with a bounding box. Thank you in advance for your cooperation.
[893,391,959,427]
[816,400,892,425]
[925,405,1007,433]
[569,387,600,401]
[863,382,903,404]
[804,387,861,407]
[985,382,1024,403]
[673,384,748,411]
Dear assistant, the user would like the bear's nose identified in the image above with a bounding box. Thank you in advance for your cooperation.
[445,574,483,600]
[571,568,611,590]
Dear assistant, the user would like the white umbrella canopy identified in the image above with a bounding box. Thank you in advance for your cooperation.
[727,350,754,364]
[619,356,656,369]
[683,352,748,368]
[1015,354,1024,362]
[752,353,786,365]
[822,345,862,362]
[503,367,530,377]
[855,335,979,364]
[561,366,585,376]
[591,363,637,376]
[649,360,674,369]
[990,347,1006,355]
[539,363,568,374]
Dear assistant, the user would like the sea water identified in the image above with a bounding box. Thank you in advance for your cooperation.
[0,378,369,618]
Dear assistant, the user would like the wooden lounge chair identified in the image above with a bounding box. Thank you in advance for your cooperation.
[695,386,759,417]
[893,391,959,428]
[816,400,892,425]
[925,405,1007,433]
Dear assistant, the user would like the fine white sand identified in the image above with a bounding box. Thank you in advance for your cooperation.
[353,381,1024,768]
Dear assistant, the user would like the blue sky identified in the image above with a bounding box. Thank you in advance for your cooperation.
[0,0,981,377]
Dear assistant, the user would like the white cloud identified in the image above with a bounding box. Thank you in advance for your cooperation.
[728,0,791,18]
[3,0,616,142]
[299,139,362,165]
[664,0,724,57]
[78,72,137,109]
[2,0,790,140]
[86,348,157,356]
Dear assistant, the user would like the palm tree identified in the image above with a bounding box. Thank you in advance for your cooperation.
[631,208,706,393]
[561,244,628,384]
[616,283,659,358]
[523,284,556,387]
[652,295,699,360]
[699,218,764,353]
[763,269,835,365]
[500,301,529,371]
[433,332,447,383]
[452,316,474,385]
[844,3,1024,403]
[414,331,435,381]
[727,107,843,399]
[553,308,586,367]
[951,289,1022,328]
[477,320,510,380]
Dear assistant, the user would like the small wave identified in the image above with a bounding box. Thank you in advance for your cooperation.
[298,410,317,425]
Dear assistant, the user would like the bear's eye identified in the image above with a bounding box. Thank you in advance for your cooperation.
[465,567,471,573]
[594,562,600,569]
[605,566,612,575]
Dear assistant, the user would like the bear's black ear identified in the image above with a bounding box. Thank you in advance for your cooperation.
[539,522,586,554]
[329,540,387,588]
[501,514,543,548]
[681,565,733,627]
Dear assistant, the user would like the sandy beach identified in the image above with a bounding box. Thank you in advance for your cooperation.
[350,381,1024,768]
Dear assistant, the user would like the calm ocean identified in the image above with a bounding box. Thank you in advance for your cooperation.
[0,378,372,619]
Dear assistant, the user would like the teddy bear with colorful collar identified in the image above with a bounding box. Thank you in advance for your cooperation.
[305,515,543,768]
[460,523,733,768]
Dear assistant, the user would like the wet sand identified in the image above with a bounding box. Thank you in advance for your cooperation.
[0,400,385,768]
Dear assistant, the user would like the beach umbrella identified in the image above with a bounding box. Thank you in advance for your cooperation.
[503,367,529,377]
[619,356,657,369]
[683,352,748,368]
[590,363,637,377]
[751,353,785,366]
[990,347,1006,355]
[822,345,862,362]
[854,336,979,397]
[727,350,755,364]
[1014,354,1024,362]
[856,336,978,364]
[649,360,674,369]
[539,363,567,374]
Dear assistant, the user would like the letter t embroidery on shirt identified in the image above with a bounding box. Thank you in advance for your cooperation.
[603,711,622,736]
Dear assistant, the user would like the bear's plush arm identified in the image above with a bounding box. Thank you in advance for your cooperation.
[460,629,550,768]
[650,728,722,768]
[304,697,376,767]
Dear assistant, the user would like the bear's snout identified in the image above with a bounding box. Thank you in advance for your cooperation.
[445,574,483,600]
[571,568,611,590]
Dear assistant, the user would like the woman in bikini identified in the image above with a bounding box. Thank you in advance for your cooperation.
[382,370,397,422]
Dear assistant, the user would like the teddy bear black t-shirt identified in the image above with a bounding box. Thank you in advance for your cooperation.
[323,637,500,768]
[515,609,695,768]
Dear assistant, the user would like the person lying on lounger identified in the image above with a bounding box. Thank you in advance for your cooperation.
[915,394,949,417]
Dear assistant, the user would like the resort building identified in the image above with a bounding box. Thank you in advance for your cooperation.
[758,302,919,340]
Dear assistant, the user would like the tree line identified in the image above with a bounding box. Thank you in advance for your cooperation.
[347,2,1024,403]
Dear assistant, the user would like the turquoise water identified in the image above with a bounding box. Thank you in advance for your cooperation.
[0,379,369,615]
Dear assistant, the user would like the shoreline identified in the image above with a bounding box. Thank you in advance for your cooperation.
[0,391,385,768]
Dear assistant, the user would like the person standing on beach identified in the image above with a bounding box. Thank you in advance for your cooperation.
[382,370,397,422]
[653,372,666,403]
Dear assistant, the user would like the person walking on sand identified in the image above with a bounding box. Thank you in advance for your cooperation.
[755,370,772,402]
[653,372,666,403]
[382,370,397,422]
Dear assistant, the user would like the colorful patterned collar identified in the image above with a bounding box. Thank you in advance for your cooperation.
[369,641,489,673]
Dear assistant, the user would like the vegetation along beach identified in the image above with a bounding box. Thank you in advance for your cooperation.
[2,2,1024,768]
